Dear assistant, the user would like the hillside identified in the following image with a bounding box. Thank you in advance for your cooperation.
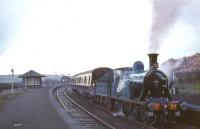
[161,53,200,73]
[161,53,200,84]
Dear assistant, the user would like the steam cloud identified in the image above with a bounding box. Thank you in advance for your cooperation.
[150,0,186,52]
[160,58,183,77]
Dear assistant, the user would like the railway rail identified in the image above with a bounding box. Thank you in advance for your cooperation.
[56,86,109,129]
[60,86,154,129]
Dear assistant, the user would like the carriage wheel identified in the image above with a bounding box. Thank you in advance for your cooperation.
[96,95,100,104]
[93,95,98,104]
[102,97,107,108]
[101,97,105,107]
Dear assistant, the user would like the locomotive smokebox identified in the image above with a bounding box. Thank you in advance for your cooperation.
[148,53,159,69]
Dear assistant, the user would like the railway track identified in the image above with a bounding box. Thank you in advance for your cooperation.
[55,86,198,129]
[56,86,110,129]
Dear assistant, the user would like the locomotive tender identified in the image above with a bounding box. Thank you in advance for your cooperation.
[70,53,182,125]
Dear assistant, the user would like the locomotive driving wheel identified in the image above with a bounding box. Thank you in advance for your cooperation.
[113,101,123,114]
[122,103,132,117]
[141,107,157,125]
[132,106,140,120]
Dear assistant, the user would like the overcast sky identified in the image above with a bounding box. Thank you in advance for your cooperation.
[0,0,199,75]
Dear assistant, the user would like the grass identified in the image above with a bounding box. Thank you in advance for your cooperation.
[0,95,10,110]
[0,93,20,110]
[192,83,200,89]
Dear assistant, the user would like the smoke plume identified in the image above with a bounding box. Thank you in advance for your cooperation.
[150,0,186,52]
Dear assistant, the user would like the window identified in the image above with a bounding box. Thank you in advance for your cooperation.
[84,76,87,83]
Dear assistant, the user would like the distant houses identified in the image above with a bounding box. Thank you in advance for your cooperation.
[18,70,45,89]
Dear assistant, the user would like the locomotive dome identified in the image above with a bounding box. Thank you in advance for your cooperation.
[133,61,144,73]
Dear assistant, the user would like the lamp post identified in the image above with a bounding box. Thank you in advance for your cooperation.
[11,68,14,93]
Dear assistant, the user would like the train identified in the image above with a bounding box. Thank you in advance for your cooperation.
[70,53,183,125]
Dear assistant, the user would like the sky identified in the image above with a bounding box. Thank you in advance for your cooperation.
[0,0,199,75]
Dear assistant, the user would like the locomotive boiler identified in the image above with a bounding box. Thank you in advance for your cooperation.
[70,53,182,125]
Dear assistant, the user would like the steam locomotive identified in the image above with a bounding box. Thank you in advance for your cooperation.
[70,53,182,125]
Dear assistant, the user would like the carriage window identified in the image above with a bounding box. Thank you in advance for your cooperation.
[89,76,91,83]
[84,76,87,83]
[79,77,81,83]
[82,77,83,83]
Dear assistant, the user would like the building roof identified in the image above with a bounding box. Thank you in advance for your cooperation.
[18,70,46,78]
[72,67,111,77]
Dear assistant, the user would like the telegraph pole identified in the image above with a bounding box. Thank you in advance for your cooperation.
[11,68,14,93]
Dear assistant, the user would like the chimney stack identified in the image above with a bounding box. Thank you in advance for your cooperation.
[148,53,159,69]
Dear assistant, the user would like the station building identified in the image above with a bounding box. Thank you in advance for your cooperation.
[61,75,70,83]
[18,70,45,89]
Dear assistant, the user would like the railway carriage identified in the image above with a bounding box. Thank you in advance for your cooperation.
[70,67,112,96]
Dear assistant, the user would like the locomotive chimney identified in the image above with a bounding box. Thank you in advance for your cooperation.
[148,53,159,69]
